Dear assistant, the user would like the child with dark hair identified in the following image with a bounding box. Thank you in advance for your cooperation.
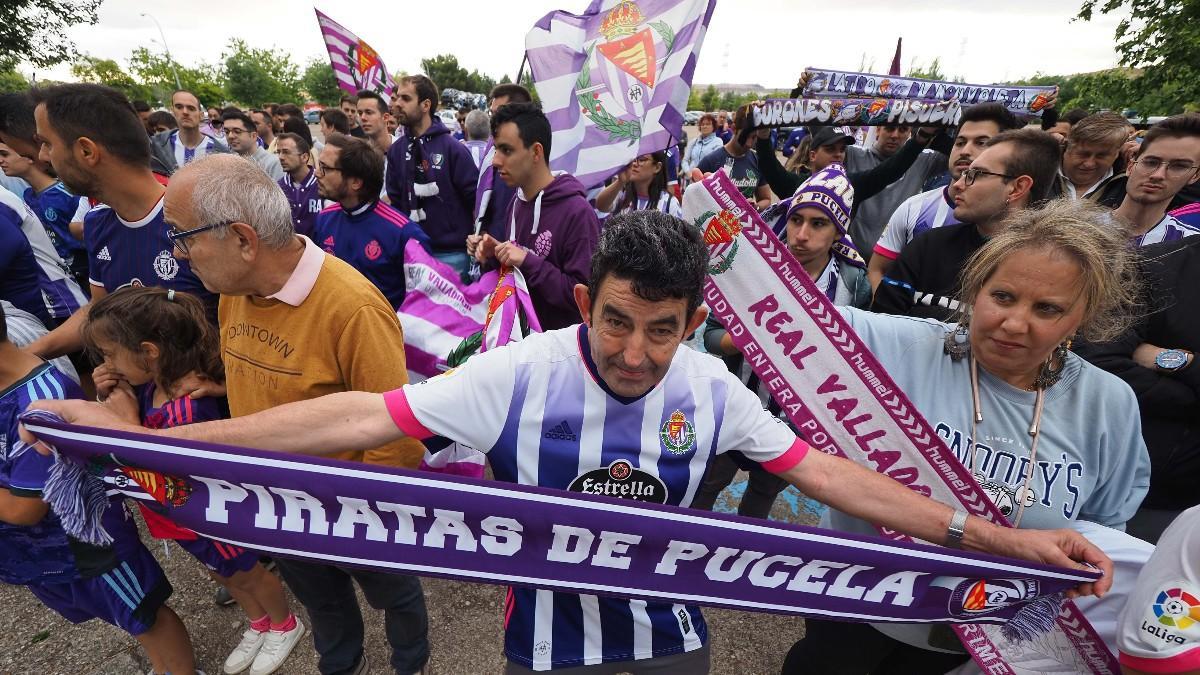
[0,308,199,675]
[82,286,306,675]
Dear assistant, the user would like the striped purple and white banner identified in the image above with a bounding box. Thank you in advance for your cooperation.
[314,9,395,103]
[525,0,715,189]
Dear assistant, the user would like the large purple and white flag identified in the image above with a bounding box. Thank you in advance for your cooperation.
[314,9,395,102]
[525,0,715,189]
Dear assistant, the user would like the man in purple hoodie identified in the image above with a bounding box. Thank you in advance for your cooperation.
[467,102,600,330]
[385,75,478,280]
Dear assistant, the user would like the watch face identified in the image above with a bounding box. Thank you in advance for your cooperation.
[1157,350,1188,370]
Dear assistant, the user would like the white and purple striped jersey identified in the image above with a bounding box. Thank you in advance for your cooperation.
[1130,213,1200,248]
[0,188,87,322]
[169,130,222,167]
[872,187,960,261]
[386,325,805,670]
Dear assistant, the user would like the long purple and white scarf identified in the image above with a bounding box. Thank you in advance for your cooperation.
[802,67,1056,117]
[315,9,395,103]
[525,0,715,189]
[20,411,1096,629]
[683,172,1119,674]
[751,97,962,128]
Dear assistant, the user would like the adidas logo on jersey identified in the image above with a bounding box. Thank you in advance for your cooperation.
[96,246,112,261]
[543,421,578,442]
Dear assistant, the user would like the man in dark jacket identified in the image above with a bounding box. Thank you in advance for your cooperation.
[871,128,1061,320]
[467,103,600,330]
[385,75,478,280]
[1078,237,1200,543]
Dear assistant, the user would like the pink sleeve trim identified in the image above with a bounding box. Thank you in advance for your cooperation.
[872,244,899,260]
[382,388,433,440]
[761,438,810,473]
[1120,648,1200,674]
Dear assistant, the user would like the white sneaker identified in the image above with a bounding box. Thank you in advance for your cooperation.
[223,628,267,674]
[248,619,306,675]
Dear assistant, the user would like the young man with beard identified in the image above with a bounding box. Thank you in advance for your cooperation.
[868,103,1021,290]
[313,133,429,308]
[871,129,1062,321]
[275,132,322,239]
[384,75,478,279]
[148,90,229,176]
[1112,113,1200,246]
[26,84,216,359]
[467,102,600,330]
[222,111,284,181]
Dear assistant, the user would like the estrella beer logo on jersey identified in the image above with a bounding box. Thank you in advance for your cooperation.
[945,577,1039,617]
[568,459,667,503]
[659,409,695,455]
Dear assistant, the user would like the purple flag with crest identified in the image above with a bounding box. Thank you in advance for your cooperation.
[315,9,396,103]
[525,0,715,189]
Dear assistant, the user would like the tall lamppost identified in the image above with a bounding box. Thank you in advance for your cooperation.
[140,12,182,90]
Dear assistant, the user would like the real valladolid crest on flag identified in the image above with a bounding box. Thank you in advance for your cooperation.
[314,8,396,103]
[683,172,1119,674]
[525,0,715,189]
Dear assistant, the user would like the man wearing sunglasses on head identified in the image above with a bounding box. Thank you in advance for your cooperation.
[25,84,217,360]
[871,129,1063,321]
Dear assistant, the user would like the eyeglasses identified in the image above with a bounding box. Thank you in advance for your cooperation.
[223,127,250,136]
[630,155,654,165]
[1132,157,1200,179]
[960,167,1016,187]
[316,162,342,176]
[167,221,231,255]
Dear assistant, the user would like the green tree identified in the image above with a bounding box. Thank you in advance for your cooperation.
[699,84,719,111]
[419,54,498,95]
[1077,0,1200,114]
[221,39,301,106]
[0,69,29,94]
[0,0,102,69]
[519,71,540,104]
[128,47,224,107]
[300,58,342,106]
[71,56,151,103]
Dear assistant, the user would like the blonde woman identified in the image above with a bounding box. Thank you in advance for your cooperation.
[784,198,1151,674]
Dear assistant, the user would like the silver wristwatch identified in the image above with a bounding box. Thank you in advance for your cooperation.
[946,510,968,549]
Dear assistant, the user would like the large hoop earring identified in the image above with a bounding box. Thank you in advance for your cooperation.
[943,321,971,362]
[1033,337,1072,390]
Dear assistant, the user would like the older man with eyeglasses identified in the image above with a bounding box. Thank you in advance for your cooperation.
[166,151,433,675]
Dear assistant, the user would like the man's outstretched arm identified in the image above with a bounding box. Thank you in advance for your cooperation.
[23,390,404,457]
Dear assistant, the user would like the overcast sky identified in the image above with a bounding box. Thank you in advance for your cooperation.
[30,0,1123,90]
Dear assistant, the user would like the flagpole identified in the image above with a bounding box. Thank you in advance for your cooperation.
[514,54,528,86]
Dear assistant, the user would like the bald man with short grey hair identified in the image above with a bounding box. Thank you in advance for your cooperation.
[167,154,432,675]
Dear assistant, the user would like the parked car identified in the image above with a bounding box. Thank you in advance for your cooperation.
[684,110,702,125]
[304,109,321,124]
